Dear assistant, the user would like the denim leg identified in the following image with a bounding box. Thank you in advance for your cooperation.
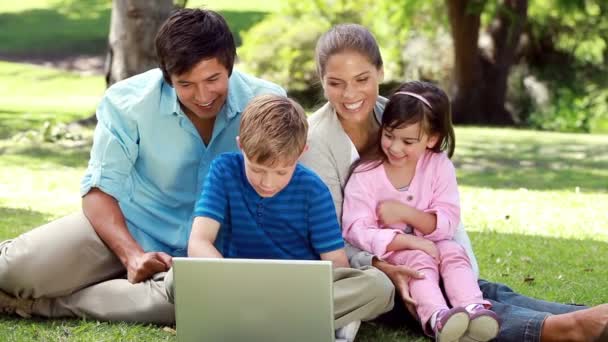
[479,279,587,342]
[479,279,587,314]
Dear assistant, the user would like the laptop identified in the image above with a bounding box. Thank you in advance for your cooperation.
[172,257,335,342]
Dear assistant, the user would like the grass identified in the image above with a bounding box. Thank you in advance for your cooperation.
[0,0,279,57]
[1,1,607,340]
[1,125,607,341]
[0,61,105,139]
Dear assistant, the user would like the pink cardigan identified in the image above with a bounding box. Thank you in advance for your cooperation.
[342,150,460,258]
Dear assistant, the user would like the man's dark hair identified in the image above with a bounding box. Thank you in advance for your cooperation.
[155,8,236,84]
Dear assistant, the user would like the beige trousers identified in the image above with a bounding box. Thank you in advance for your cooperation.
[0,211,394,327]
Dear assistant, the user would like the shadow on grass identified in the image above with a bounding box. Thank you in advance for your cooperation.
[454,137,608,192]
[358,231,608,341]
[0,142,90,169]
[0,207,50,240]
[219,10,270,46]
[0,4,111,57]
[0,3,269,58]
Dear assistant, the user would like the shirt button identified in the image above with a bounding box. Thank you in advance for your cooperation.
[407,195,413,201]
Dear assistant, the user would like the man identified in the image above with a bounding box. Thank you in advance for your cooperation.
[0,8,284,324]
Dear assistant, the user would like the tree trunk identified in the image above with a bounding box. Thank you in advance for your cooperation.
[105,0,174,87]
[447,0,484,124]
[481,0,528,125]
[447,0,527,125]
[78,0,173,125]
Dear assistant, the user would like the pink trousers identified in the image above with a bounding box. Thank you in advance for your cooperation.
[385,239,490,328]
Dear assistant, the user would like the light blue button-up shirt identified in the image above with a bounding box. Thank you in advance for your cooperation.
[81,68,285,256]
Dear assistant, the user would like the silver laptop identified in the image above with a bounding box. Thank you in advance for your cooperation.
[173,257,335,342]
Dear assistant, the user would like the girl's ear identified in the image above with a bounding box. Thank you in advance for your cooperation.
[426,134,440,149]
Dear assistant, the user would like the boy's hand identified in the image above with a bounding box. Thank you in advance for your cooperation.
[127,251,172,283]
[377,200,409,226]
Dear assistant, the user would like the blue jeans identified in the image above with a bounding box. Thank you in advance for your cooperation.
[375,279,587,342]
[478,279,586,342]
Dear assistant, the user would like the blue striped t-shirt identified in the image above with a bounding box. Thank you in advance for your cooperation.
[193,152,345,260]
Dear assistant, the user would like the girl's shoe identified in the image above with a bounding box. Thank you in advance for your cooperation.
[433,307,470,342]
[461,305,500,342]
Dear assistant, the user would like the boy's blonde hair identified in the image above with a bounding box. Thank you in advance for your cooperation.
[239,94,308,166]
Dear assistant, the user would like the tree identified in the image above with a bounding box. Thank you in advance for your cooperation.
[105,0,174,87]
[447,0,528,125]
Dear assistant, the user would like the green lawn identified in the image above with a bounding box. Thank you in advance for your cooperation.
[0,0,279,57]
[1,1,607,341]
[1,125,607,341]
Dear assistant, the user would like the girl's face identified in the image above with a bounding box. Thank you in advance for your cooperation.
[380,122,438,168]
[321,50,383,126]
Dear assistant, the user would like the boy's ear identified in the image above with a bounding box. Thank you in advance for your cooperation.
[298,144,309,160]
[236,136,241,149]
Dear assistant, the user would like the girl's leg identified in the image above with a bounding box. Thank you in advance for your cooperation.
[388,249,470,342]
[387,249,447,327]
[436,240,489,308]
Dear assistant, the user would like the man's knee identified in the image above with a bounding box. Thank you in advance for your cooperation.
[359,267,395,314]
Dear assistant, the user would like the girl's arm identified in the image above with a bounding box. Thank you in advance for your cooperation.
[377,154,460,241]
[377,200,437,235]
[386,233,439,262]
[342,171,400,257]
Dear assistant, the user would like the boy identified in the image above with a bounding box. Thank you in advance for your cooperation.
[187,94,393,340]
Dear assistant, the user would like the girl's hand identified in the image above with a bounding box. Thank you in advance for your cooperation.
[409,236,439,263]
[377,200,409,226]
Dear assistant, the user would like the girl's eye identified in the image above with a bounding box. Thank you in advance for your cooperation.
[357,78,369,83]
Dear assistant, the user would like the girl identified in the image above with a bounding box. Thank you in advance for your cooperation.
[341,81,499,342]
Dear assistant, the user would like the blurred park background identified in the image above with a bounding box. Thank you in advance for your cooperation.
[0,0,607,341]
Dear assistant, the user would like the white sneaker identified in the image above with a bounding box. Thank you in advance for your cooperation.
[0,290,33,318]
[335,320,361,342]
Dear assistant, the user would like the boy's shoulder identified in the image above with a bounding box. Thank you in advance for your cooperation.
[291,163,332,194]
[212,152,244,174]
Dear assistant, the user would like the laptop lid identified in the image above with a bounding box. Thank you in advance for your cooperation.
[173,257,334,342]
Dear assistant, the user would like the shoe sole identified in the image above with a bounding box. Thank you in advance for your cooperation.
[437,311,470,342]
[466,315,500,341]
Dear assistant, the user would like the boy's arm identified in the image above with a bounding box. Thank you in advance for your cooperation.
[320,248,349,268]
[187,216,223,258]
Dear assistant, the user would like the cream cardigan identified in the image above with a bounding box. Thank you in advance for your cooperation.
[300,97,479,277]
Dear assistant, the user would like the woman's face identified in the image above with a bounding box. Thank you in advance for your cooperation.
[321,50,383,126]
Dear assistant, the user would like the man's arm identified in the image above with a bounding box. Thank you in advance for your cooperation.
[320,248,349,268]
[82,188,172,283]
[187,216,223,258]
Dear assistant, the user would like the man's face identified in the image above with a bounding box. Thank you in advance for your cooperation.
[242,154,298,198]
[170,58,230,120]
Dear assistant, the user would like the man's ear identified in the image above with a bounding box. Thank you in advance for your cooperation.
[236,136,241,149]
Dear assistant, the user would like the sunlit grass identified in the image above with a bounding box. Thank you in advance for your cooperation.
[1,127,607,341]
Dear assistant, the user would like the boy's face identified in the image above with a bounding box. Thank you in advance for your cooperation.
[242,154,298,198]
[171,57,230,121]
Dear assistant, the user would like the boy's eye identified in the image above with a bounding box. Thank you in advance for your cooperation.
[277,171,288,176]
[357,77,369,83]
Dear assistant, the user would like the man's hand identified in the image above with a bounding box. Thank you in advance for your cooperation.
[372,258,423,307]
[127,251,173,284]
[377,200,409,226]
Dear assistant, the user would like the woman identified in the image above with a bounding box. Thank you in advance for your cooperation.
[299,23,608,342]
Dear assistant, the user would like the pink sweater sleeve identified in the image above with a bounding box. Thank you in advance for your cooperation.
[419,154,461,241]
[342,169,400,257]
